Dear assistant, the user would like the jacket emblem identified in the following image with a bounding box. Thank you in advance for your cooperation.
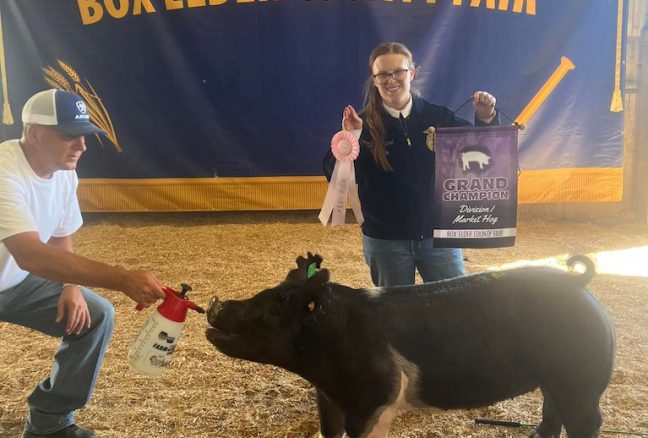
[423,126,436,152]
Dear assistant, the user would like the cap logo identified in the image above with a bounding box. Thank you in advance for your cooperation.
[74,100,90,120]
[76,100,87,114]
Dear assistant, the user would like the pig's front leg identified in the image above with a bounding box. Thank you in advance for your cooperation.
[343,408,386,438]
[316,388,346,438]
[313,393,392,438]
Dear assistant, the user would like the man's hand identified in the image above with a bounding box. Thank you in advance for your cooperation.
[57,284,91,335]
[472,91,497,121]
[122,271,166,308]
[342,105,363,131]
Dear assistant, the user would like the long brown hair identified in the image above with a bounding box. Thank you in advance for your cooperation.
[362,42,415,172]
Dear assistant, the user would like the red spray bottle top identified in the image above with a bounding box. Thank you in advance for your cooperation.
[136,283,205,322]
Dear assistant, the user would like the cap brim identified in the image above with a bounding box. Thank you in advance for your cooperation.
[54,122,106,137]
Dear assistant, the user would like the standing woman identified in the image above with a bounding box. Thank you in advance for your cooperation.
[325,42,499,287]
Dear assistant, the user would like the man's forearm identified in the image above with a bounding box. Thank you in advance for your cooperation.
[31,245,130,290]
[7,233,130,291]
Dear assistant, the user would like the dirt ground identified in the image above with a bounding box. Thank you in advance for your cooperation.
[0,212,647,438]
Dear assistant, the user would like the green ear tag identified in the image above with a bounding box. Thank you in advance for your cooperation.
[307,262,317,278]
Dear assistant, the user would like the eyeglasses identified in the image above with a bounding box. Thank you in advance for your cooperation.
[372,69,409,84]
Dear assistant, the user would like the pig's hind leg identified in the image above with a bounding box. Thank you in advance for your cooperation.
[556,399,602,438]
[528,388,563,438]
[316,389,346,438]
[540,386,603,438]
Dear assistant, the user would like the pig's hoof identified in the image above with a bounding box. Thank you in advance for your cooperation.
[528,429,557,438]
[313,432,346,438]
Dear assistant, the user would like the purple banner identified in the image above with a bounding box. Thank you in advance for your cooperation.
[433,126,519,248]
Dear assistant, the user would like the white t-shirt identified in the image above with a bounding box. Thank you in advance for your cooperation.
[0,139,83,291]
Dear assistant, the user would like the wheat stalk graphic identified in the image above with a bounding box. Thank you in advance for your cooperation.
[43,66,71,90]
[57,60,80,82]
[42,60,122,152]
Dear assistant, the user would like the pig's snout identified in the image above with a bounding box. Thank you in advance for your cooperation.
[206,297,223,326]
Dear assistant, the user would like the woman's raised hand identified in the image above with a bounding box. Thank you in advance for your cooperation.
[342,105,363,131]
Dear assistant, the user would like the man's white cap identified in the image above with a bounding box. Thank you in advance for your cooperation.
[22,89,105,137]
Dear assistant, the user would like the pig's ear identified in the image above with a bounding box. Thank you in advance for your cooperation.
[304,268,330,293]
[303,269,330,315]
[296,252,324,271]
[292,253,324,283]
[310,253,324,268]
[285,268,302,284]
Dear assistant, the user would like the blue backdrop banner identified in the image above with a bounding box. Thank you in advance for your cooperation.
[0,1,625,206]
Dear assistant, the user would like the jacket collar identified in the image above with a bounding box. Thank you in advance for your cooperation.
[382,94,413,119]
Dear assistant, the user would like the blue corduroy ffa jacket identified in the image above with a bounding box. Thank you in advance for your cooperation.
[324,94,499,240]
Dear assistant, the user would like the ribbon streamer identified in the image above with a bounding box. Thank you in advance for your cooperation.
[0,8,14,125]
[319,131,364,226]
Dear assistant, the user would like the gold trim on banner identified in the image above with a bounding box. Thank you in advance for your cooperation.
[77,170,622,212]
[519,168,622,203]
[0,8,14,125]
[610,0,624,112]
[78,176,329,212]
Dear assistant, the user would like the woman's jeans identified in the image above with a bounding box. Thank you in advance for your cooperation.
[362,235,465,287]
[0,274,114,434]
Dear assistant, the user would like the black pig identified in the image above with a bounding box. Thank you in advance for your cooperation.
[206,253,615,438]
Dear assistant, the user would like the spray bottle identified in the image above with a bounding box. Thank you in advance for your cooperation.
[128,283,205,376]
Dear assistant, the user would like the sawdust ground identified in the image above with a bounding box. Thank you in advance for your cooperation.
[0,212,646,437]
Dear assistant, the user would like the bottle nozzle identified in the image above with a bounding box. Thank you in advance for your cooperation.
[179,283,204,312]
[179,283,193,298]
[192,304,206,314]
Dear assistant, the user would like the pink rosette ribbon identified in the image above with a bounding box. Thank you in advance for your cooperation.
[319,131,364,226]
[331,130,359,162]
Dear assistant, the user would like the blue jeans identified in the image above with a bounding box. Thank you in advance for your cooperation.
[0,274,114,434]
[362,235,465,287]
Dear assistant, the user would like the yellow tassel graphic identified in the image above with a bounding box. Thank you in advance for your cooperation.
[0,8,14,125]
[515,56,575,128]
[610,89,623,113]
[610,0,624,112]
